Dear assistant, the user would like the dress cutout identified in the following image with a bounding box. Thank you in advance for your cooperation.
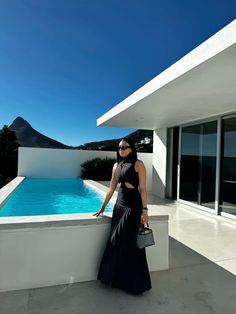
[97,156,152,294]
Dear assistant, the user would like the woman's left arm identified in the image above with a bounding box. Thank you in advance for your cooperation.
[136,160,149,224]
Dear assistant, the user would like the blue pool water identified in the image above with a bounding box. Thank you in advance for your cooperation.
[0,178,113,217]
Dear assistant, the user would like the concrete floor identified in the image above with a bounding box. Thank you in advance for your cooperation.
[147,196,236,277]
[1,237,236,314]
[1,184,236,313]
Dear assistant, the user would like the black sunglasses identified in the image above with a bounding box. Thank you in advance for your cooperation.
[118,146,131,151]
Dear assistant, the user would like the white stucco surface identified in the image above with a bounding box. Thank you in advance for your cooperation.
[0,178,168,292]
[152,128,167,198]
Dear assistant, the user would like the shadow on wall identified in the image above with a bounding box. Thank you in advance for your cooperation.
[152,165,166,199]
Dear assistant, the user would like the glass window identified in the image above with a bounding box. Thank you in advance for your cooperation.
[180,121,217,209]
[220,117,236,215]
[180,124,201,203]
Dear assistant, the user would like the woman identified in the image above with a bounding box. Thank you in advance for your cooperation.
[93,137,152,294]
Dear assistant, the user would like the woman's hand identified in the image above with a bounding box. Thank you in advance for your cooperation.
[141,211,148,224]
[93,208,104,217]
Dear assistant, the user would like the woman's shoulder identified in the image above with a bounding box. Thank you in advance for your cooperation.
[135,159,144,165]
[134,159,145,171]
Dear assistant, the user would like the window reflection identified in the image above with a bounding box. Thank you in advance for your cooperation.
[180,121,217,209]
[220,117,236,215]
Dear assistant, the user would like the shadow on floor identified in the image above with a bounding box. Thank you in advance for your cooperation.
[0,237,236,314]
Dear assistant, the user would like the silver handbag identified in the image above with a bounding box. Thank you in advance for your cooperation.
[136,223,155,249]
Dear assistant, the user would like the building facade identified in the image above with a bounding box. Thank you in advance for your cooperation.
[97,20,236,220]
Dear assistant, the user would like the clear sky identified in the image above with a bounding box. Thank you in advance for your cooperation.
[0,0,235,146]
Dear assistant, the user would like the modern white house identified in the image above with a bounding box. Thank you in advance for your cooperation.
[97,19,236,220]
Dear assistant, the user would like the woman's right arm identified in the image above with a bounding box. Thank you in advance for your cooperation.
[93,162,118,217]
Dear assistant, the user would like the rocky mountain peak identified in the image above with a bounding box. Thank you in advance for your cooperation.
[10,116,31,129]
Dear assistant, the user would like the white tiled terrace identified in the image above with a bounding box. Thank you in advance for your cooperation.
[1,182,236,314]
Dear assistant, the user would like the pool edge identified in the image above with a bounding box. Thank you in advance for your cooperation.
[0,177,168,229]
[0,176,25,208]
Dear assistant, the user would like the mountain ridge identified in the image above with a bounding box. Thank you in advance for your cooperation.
[9,117,71,149]
[6,116,153,152]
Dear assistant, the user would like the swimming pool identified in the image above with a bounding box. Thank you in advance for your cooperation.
[0,178,113,217]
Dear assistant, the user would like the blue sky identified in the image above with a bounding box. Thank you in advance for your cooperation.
[0,0,235,146]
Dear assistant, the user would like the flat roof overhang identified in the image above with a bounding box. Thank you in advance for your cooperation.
[97,20,236,130]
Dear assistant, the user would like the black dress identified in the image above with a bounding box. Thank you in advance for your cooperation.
[97,156,152,294]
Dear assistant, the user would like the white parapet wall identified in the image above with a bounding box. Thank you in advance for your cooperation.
[0,213,168,292]
[17,147,153,192]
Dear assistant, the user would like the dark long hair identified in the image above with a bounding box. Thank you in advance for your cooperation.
[116,137,137,164]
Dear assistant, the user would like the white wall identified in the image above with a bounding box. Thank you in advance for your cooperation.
[0,217,168,292]
[138,152,153,193]
[18,147,153,192]
[152,128,167,198]
[18,147,116,179]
